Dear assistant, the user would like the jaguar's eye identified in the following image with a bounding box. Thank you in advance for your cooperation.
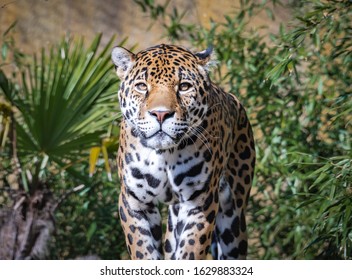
[179,82,192,93]
[135,82,148,93]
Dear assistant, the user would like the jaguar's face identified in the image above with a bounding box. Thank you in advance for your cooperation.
[112,44,215,150]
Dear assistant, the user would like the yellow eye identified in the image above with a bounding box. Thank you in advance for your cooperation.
[135,82,148,93]
[179,82,192,92]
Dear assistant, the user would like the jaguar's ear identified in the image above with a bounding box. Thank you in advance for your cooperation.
[194,46,218,72]
[111,47,135,80]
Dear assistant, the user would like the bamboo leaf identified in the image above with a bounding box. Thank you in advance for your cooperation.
[86,222,97,242]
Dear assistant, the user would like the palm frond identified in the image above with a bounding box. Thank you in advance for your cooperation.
[13,34,119,164]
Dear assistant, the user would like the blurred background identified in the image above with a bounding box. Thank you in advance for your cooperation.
[0,0,291,51]
[0,0,351,260]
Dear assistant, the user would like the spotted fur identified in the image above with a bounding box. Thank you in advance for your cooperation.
[111,44,255,260]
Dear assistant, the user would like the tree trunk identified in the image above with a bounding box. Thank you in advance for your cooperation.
[0,189,55,259]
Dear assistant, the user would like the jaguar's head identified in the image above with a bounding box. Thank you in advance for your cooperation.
[112,44,216,150]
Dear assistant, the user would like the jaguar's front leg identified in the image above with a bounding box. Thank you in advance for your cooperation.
[119,189,163,259]
[164,190,219,260]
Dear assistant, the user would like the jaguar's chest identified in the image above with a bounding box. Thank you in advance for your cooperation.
[119,137,215,207]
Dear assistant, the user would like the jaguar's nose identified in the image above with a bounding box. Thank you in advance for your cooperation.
[149,110,175,124]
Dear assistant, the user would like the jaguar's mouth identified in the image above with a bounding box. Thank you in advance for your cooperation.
[140,129,185,150]
[147,130,175,140]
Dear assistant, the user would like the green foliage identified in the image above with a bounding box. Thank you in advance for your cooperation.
[49,164,126,260]
[134,0,352,259]
[1,34,119,183]
[133,0,188,39]
[0,27,125,259]
[266,0,352,259]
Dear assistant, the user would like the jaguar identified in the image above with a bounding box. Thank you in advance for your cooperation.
[111,44,255,260]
